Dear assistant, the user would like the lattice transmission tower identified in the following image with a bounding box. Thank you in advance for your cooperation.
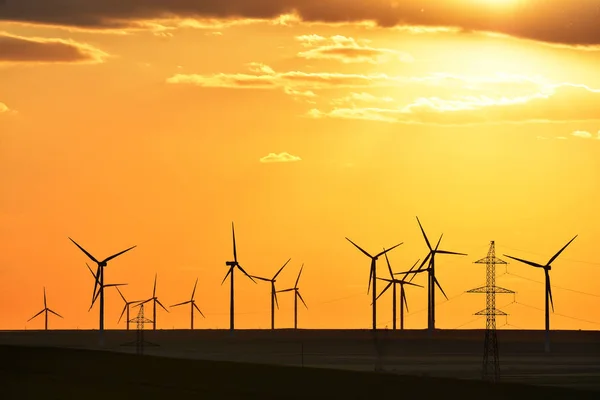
[121,304,158,355]
[467,241,514,382]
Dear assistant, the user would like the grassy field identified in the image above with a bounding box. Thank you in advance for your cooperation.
[1,345,599,399]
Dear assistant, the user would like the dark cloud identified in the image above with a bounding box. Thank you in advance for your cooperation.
[0,32,107,63]
[0,0,599,46]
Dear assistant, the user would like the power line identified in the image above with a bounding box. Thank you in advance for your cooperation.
[513,301,600,326]
[501,272,600,298]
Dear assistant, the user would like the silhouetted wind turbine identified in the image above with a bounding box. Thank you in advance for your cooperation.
[115,286,142,330]
[86,263,127,311]
[346,238,403,330]
[415,217,467,332]
[503,235,577,353]
[375,253,423,330]
[69,237,136,335]
[137,273,169,330]
[251,258,291,330]
[27,287,62,330]
[223,222,256,330]
[277,264,307,329]
[171,278,205,329]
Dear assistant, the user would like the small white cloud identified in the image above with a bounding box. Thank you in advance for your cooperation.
[0,102,8,113]
[536,136,548,140]
[556,136,567,140]
[259,152,302,163]
[572,130,592,138]
[597,130,600,139]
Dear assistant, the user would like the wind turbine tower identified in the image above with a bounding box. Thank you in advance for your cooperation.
[467,241,514,383]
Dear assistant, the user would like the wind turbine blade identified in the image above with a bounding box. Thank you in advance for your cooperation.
[417,252,432,271]
[118,304,127,323]
[273,258,291,280]
[116,286,127,303]
[295,264,304,288]
[374,282,392,302]
[86,263,97,280]
[47,309,63,318]
[136,298,152,307]
[376,277,393,283]
[90,288,101,311]
[403,292,409,313]
[297,291,308,309]
[394,268,427,276]
[171,301,191,307]
[101,245,137,263]
[546,270,554,312]
[383,250,393,278]
[156,299,169,312]
[237,264,256,283]
[43,287,47,308]
[105,283,127,288]
[547,235,577,266]
[277,288,294,293]
[27,309,45,322]
[90,264,101,302]
[193,302,205,318]
[191,278,198,300]
[376,243,403,258]
[416,217,432,251]
[367,262,373,295]
[434,277,449,300]
[400,258,421,281]
[69,237,99,264]
[232,222,238,263]
[402,281,424,288]
[153,273,157,298]
[434,234,443,251]
[250,275,271,282]
[503,254,545,269]
[274,288,279,310]
[436,250,468,256]
[345,237,372,258]
[221,267,232,285]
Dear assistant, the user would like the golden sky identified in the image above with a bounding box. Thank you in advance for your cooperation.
[1,0,599,331]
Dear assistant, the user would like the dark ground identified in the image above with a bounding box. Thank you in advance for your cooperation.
[1,329,599,396]
[1,344,599,400]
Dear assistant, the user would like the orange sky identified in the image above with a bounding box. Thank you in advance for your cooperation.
[1,1,599,331]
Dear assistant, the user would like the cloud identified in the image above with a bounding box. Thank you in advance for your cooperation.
[0,32,108,63]
[295,35,413,64]
[168,64,600,125]
[2,1,600,47]
[572,130,593,139]
[259,152,302,163]
[0,102,8,113]
[310,81,600,126]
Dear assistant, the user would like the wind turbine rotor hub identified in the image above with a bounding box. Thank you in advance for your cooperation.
[546,265,552,271]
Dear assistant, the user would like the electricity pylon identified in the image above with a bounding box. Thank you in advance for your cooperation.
[467,241,514,383]
[122,304,157,355]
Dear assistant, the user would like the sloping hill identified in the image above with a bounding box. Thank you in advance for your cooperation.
[1,345,597,399]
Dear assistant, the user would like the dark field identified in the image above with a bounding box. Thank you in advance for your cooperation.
[1,329,599,397]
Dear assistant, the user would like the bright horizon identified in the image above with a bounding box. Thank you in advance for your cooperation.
[1,1,599,331]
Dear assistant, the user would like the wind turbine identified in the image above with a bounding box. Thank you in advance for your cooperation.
[503,235,577,353]
[277,264,307,329]
[86,263,127,311]
[415,217,467,332]
[137,273,169,330]
[171,278,205,330]
[27,287,63,330]
[346,238,403,330]
[223,222,256,330]
[115,286,142,330]
[375,254,423,330]
[68,237,136,334]
[251,258,291,330]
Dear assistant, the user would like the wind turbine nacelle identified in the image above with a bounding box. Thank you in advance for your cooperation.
[225,261,236,266]
[546,265,552,271]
